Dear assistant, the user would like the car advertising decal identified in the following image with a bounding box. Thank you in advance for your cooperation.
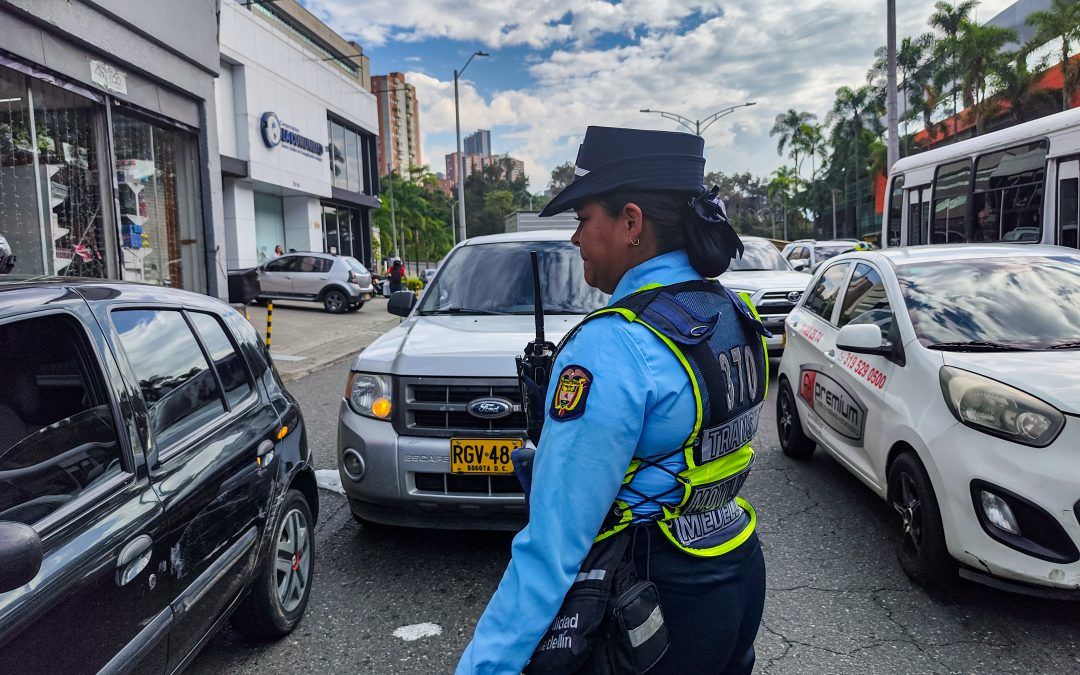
[798,366,866,444]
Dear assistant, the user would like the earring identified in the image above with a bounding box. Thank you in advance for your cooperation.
[630,237,640,247]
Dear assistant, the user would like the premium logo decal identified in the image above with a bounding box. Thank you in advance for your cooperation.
[550,365,593,421]
[798,366,866,443]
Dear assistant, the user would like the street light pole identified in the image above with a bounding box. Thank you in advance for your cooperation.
[885,0,900,170]
[640,102,757,136]
[386,161,399,259]
[453,50,489,243]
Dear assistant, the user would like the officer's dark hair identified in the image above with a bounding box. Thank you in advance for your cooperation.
[595,190,735,277]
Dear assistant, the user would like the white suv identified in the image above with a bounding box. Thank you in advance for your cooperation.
[336,231,606,530]
[719,236,812,355]
[777,244,1080,597]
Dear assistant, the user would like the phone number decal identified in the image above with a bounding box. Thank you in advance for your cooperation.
[839,352,887,389]
[800,325,824,344]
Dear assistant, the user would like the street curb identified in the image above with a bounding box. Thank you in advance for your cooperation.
[277,350,359,383]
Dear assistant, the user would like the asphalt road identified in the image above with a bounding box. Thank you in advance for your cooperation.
[192,358,1080,674]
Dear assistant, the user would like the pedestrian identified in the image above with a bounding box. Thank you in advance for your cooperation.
[273,244,284,258]
[388,258,404,293]
[458,126,769,674]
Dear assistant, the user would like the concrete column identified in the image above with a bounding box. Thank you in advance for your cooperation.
[283,195,324,252]
[222,178,258,269]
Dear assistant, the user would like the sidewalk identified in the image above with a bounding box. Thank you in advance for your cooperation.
[240,297,401,382]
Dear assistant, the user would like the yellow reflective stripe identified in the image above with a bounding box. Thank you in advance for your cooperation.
[683,445,754,485]
[634,283,664,292]
[738,291,770,398]
[657,497,757,557]
[635,321,703,466]
[591,306,638,322]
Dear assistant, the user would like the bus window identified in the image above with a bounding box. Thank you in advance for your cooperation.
[932,160,970,243]
[907,187,928,246]
[1059,159,1079,250]
[887,175,904,247]
[972,140,1048,243]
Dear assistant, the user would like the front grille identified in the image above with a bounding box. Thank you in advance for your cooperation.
[413,472,524,495]
[756,291,801,317]
[396,376,527,438]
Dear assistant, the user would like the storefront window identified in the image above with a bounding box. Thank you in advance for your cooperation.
[0,67,42,275]
[330,120,347,190]
[345,129,360,193]
[328,118,371,194]
[254,191,284,264]
[112,108,204,291]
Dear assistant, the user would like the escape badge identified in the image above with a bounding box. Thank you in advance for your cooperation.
[550,365,593,421]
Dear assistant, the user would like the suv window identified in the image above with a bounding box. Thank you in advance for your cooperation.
[803,263,849,323]
[265,256,297,273]
[112,309,225,445]
[838,263,895,339]
[0,314,124,525]
[189,312,253,409]
[296,256,330,273]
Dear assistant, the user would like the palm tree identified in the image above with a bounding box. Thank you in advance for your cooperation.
[1025,0,1080,111]
[826,85,877,234]
[992,56,1057,124]
[793,123,826,224]
[955,20,1017,134]
[929,0,980,121]
[767,166,798,240]
[770,109,817,180]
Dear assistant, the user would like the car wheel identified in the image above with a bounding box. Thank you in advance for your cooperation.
[347,301,364,312]
[777,378,815,459]
[887,453,955,588]
[323,290,347,314]
[230,489,315,638]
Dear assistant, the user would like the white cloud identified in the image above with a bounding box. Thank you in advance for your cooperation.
[315,0,1018,185]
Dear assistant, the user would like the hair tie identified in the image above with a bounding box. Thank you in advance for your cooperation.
[689,185,745,259]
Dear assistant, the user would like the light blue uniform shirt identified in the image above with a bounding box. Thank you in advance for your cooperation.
[457,250,700,674]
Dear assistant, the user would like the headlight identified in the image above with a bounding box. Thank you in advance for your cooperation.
[939,366,1064,447]
[345,372,393,420]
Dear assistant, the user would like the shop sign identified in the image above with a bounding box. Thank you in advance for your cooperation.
[90,60,128,95]
[260,112,324,159]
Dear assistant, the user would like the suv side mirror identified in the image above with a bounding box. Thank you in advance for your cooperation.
[836,323,891,356]
[0,521,43,593]
[791,260,809,272]
[388,290,417,317]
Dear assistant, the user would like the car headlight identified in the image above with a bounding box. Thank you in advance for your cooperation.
[939,366,1064,447]
[345,372,393,420]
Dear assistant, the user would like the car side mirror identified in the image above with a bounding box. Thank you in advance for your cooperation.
[791,260,809,272]
[0,521,43,593]
[388,290,417,317]
[837,323,892,356]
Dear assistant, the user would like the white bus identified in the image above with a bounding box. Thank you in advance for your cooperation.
[883,106,1080,250]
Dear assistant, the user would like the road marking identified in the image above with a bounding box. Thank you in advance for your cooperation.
[393,623,442,641]
[315,469,345,495]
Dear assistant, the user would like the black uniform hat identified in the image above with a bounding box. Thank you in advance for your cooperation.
[539,126,706,217]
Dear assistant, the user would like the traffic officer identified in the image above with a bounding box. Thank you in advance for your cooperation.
[457,126,768,674]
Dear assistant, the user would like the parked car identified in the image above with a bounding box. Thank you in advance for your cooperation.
[337,231,607,530]
[0,278,318,671]
[776,244,1080,598]
[257,252,373,313]
[421,267,438,287]
[781,239,864,273]
[718,236,812,355]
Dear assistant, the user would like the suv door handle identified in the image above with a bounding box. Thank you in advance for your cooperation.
[117,535,153,587]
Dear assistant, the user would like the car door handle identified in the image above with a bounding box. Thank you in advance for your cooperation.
[824,349,836,360]
[117,535,153,587]
[284,275,293,279]
[317,276,327,280]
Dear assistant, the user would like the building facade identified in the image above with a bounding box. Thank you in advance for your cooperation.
[217,0,382,270]
[371,72,421,178]
[463,129,491,157]
[497,155,526,182]
[0,0,227,296]
[444,151,495,185]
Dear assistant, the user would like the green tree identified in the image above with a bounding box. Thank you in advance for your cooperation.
[929,0,981,121]
[548,161,576,196]
[704,171,774,237]
[826,85,879,233]
[372,169,455,268]
[769,109,817,181]
[767,166,798,240]
[955,20,1017,134]
[992,56,1058,123]
[1025,0,1080,111]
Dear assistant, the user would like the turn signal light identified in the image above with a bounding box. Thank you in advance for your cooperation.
[371,397,392,419]
[276,426,289,440]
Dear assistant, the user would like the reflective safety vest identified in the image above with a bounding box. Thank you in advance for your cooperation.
[558,279,770,557]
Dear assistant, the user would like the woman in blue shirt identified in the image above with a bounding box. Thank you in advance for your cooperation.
[458,126,767,674]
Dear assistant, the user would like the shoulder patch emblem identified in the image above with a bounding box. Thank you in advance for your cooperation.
[549,365,593,421]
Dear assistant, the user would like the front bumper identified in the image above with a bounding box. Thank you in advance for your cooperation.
[928,415,1080,592]
[337,401,527,530]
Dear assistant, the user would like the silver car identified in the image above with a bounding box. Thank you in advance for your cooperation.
[258,252,374,313]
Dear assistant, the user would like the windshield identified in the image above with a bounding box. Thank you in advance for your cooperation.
[817,245,856,261]
[897,255,1080,350]
[345,257,368,274]
[727,240,790,271]
[418,241,608,315]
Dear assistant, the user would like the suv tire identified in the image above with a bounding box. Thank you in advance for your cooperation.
[777,378,815,458]
[322,289,348,314]
[230,489,314,638]
[887,452,955,588]
[347,301,364,313]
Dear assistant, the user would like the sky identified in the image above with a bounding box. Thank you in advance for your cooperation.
[299,0,1018,191]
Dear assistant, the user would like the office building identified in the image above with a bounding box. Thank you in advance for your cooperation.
[463,129,491,157]
[371,72,421,177]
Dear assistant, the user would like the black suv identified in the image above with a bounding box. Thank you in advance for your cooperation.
[0,279,318,672]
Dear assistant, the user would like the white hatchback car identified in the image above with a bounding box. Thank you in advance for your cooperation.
[777,244,1080,598]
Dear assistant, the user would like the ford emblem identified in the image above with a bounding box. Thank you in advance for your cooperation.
[787,291,803,304]
[468,397,513,420]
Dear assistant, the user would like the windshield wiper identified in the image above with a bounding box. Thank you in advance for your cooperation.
[422,307,511,316]
[927,340,1033,352]
[1046,340,1080,350]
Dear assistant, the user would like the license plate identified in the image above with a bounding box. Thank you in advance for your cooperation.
[363,293,372,300]
[450,438,522,474]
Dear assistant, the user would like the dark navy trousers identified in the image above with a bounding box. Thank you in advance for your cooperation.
[631,530,766,675]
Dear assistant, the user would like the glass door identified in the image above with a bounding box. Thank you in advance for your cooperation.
[322,205,339,255]
[1058,158,1079,250]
